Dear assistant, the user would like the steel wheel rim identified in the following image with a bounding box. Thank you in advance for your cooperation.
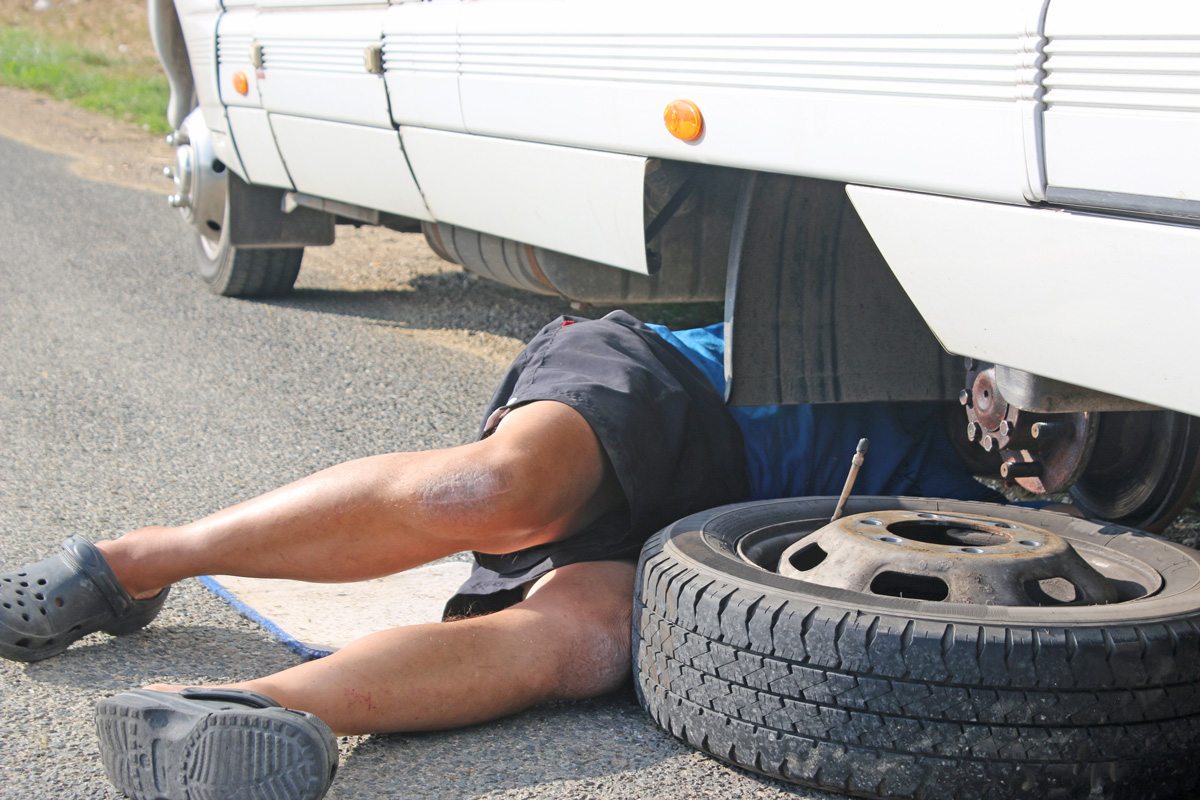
[733,507,1166,608]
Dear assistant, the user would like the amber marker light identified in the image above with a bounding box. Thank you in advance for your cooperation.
[664,99,703,141]
[232,71,249,96]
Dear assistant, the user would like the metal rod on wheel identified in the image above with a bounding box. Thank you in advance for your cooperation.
[831,438,870,522]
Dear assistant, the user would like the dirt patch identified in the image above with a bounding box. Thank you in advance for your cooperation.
[0,84,174,191]
[0,0,158,64]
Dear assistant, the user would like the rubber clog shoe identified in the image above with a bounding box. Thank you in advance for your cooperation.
[96,688,339,800]
[0,536,168,662]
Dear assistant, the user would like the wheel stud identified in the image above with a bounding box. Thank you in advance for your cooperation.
[1001,460,1043,479]
[998,419,1037,449]
[1032,421,1074,441]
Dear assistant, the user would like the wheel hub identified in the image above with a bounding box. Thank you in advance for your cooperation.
[960,363,1097,493]
[162,109,227,252]
[775,509,1122,606]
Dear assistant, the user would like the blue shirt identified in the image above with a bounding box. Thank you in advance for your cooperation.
[648,323,1003,504]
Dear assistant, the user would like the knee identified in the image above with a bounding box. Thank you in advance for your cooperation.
[522,562,637,700]
[549,602,633,700]
[411,446,580,550]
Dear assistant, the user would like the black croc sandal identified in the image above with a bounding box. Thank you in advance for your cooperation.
[0,536,169,662]
[96,688,339,800]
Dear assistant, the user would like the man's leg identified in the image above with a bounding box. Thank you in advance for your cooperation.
[94,561,636,800]
[1,399,625,666]
[93,400,623,599]
[148,560,637,735]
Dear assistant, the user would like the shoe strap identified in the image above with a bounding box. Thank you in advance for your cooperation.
[179,687,282,709]
[60,536,136,618]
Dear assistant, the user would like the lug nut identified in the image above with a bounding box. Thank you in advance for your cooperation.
[958,389,972,408]
[162,166,174,180]
[1000,460,1043,479]
[966,422,980,442]
[981,434,999,452]
[166,130,190,147]
[168,194,188,208]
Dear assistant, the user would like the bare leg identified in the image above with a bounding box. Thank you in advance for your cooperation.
[147,560,637,735]
[81,400,635,736]
[95,401,623,598]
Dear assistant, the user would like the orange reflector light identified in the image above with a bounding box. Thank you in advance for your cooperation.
[232,71,249,96]
[664,99,703,141]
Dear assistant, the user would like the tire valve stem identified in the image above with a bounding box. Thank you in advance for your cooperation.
[831,438,870,522]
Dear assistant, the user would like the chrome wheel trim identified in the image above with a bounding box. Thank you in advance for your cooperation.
[166,109,228,261]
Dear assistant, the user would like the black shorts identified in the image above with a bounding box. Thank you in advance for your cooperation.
[444,311,750,618]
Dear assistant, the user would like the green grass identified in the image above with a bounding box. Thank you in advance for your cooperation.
[0,27,170,134]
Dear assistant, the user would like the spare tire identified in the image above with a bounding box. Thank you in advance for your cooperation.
[633,497,1200,800]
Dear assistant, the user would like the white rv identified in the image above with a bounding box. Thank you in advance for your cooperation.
[149,0,1199,531]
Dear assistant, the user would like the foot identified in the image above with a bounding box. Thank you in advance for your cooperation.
[0,537,169,662]
[96,688,338,800]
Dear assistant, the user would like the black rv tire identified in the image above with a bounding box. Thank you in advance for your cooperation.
[633,496,1200,800]
[192,176,302,298]
[194,230,303,298]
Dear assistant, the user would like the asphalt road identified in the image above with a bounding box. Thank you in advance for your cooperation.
[0,133,823,799]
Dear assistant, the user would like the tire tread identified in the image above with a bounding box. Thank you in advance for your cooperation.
[221,247,303,298]
[634,514,1200,800]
